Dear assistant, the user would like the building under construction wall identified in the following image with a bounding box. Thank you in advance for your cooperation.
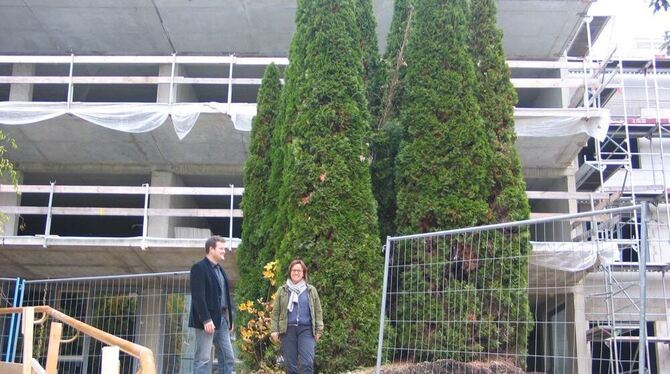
[0,0,668,373]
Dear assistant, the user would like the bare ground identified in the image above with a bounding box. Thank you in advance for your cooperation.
[344,359,529,374]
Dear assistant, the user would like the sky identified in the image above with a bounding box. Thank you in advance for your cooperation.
[589,0,670,58]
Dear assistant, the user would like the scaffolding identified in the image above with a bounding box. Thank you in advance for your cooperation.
[573,13,670,373]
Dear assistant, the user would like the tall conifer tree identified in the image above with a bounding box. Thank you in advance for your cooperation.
[276,0,382,371]
[237,64,283,303]
[370,0,413,240]
[470,0,532,363]
[395,0,491,234]
[356,0,383,121]
[393,0,499,363]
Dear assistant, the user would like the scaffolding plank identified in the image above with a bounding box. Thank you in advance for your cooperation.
[609,262,670,272]
[0,206,243,217]
[0,55,289,65]
[0,185,244,196]
[0,236,240,249]
[526,191,610,200]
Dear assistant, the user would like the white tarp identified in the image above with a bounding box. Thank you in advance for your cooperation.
[529,241,619,288]
[0,102,255,140]
[0,102,609,141]
[514,107,610,141]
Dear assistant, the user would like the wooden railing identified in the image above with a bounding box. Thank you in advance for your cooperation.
[0,306,156,374]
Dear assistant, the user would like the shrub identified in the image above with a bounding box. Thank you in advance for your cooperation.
[237,261,282,372]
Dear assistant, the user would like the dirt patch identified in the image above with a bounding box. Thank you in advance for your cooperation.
[347,360,528,374]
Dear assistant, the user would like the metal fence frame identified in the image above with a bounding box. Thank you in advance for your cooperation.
[1,271,193,374]
[375,204,655,373]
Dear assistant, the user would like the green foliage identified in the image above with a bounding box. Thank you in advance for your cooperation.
[470,0,532,363]
[470,0,529,224]
[395,273,487,362]
[395,0,492,234]
[275,0,382,371]
[356,0,384,121]
[263,88,290,275]
[390,0,532,367]
[370,0,413,240]
[379,0,413,124]
[474,230,533,364]
[370,120,402,240]
[89,295,137,373]
[237,64,283,307]
[163,294,187,373]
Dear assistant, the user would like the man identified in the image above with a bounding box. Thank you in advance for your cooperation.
[189,236,235,374]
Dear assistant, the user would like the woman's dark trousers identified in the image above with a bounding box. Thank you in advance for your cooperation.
[281,325,315,374]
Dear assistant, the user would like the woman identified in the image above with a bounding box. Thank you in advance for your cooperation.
[270,259,324,374]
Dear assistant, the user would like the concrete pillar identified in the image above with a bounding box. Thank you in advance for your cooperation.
[135,288,166,372]
[0,171,23,236]
[655,320,670,373]
[532,174,575,240]
[648,204,670,263]
[559,55,571,109]
[149,171,176,238]
[567,285,592,374]
[0,64,26,235]
[157,64,198,104]
[9,64,35,101]
[566,167,578,215]
[148,171,208,238]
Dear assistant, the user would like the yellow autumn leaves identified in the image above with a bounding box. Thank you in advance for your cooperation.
[238,261,281,371]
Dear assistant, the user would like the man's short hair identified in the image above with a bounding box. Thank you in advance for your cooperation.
[205,236,226,254]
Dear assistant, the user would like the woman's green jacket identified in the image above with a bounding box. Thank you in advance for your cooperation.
[271,283,324,337]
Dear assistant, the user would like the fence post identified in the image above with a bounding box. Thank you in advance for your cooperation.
[22,307,34,374]
[6,277,25,362]
[375,236,392,373]
[45,322,63,374]
[639,202,649,374]
[101,346,120,374]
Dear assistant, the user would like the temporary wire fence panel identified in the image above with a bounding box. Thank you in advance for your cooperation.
[12,272,192,374]
[376,206,654,373]
[0,277,21,362]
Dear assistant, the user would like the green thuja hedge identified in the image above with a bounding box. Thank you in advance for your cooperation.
[237,63,283,305]
[275,0,382,371]
[356,0,384,121]
[379,0,413,123]
[470,0,532,363]
[392,0,534,365]
[390,0,532,366]
[370,119,402,241]
[395,0,491,233]
[370,0,413,241]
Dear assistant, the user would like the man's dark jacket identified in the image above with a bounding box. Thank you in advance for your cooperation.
[189,257,233,330]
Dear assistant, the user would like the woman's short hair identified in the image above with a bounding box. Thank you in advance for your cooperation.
[288,259,309,281]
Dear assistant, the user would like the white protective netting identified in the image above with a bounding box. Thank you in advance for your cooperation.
[514,107,611,142]
[0,102,257,140]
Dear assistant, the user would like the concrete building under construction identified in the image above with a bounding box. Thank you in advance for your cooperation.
[0,0,668,373]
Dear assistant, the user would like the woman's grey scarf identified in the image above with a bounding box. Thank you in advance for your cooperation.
[286,279,307,312]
